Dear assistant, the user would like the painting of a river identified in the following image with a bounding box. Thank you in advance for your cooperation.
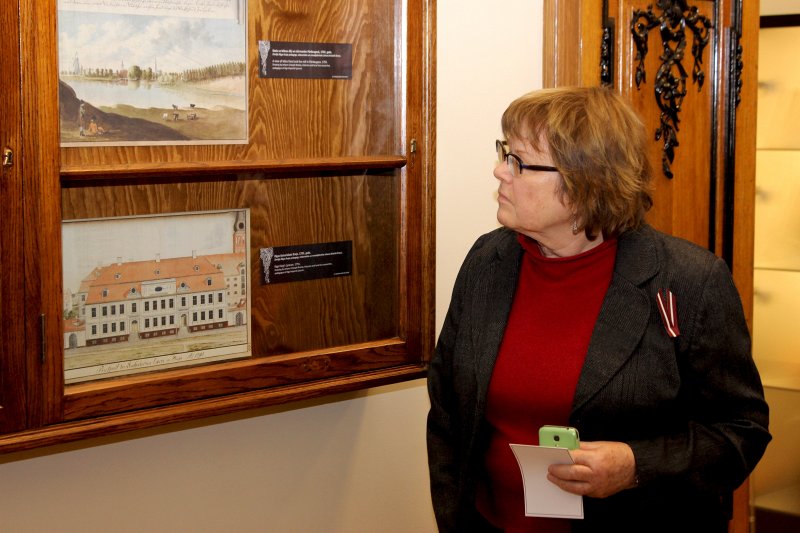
[58,0,248,146]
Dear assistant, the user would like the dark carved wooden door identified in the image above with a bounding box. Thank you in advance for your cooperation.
[608,0,744,262]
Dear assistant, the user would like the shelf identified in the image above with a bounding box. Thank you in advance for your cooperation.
[60,155,409,182]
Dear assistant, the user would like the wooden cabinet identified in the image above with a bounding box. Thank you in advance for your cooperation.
[0,0,435,452]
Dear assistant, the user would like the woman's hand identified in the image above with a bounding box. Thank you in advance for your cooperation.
[546,441,637,498]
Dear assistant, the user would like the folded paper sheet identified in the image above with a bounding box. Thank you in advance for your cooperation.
[509,444,584,519]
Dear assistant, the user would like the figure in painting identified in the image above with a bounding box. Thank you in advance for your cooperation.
[86,116,105,136]
[78,101,86,136]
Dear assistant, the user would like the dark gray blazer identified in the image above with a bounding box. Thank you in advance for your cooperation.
[427,225,770,532]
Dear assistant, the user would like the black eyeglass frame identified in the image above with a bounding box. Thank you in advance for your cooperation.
[496,140,559,175]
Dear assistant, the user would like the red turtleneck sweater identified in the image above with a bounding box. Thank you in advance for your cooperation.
[476,234,617,532]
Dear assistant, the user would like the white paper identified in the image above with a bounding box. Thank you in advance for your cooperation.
[509,444,584,519]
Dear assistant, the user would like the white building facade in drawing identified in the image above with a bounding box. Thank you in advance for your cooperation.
[63,212,248,350]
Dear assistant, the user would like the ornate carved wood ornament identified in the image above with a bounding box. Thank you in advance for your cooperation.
[630,0,712,178]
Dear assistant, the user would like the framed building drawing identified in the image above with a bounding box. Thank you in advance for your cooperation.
[61,209,252,383]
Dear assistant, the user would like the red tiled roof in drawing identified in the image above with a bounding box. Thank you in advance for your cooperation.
[86,284,142,304]
[174,273,227,292]
[85,255,227,304]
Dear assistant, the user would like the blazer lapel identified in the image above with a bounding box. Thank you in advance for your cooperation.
[572,226,659,413]
[473,233,522,417]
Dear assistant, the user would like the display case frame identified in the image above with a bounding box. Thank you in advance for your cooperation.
[0,0,435,453]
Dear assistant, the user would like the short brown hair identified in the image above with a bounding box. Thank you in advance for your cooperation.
[501,86,653,238]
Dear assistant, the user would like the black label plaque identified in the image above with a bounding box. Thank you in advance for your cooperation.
[260,241,352,284]
[258,41,352,79]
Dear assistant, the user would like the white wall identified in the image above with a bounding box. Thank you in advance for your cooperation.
[436,1,543,333]
[0,2,543,532]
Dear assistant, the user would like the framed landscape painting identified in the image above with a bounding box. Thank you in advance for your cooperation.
[57,0,248,146]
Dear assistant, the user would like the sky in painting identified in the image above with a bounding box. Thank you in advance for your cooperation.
[62,211,242,292]
[58,11,245,74]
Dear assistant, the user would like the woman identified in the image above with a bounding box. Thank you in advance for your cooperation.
[427,86,770,532]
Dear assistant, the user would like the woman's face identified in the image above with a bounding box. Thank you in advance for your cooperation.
[494,136,574,244]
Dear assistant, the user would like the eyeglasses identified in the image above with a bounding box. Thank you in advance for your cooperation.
[496,140,559,176]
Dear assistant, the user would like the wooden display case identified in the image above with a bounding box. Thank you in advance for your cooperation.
[0,0,435,452]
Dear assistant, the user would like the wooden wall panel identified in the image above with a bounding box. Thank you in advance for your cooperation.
[543,1,604,88]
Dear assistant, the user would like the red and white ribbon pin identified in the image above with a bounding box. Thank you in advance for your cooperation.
[656,289,680,338]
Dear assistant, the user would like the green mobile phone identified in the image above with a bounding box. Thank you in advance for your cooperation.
[538,425,580,449]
